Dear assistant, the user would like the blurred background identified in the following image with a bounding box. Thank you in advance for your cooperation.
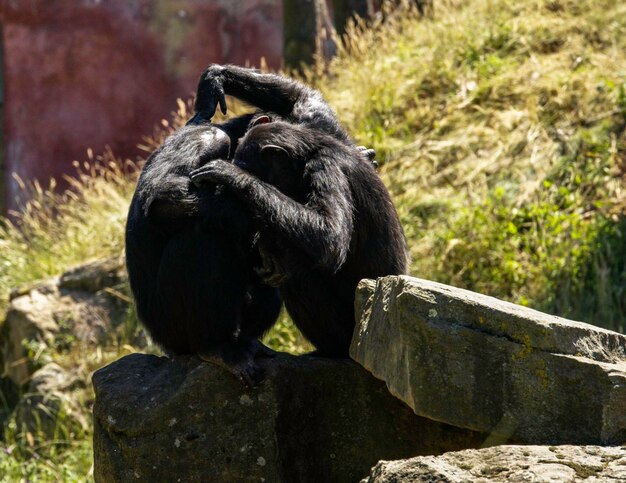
[0,0,400,212]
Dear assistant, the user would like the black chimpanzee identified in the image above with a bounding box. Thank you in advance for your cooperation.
[125,113,283,386]
[190,65,409,357]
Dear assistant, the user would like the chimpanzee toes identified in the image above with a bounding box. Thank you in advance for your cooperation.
[198,351,266,387]
[235,362,265,388]
[189,168,212,187]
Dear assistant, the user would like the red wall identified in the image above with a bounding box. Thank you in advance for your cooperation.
[0,0,282,210]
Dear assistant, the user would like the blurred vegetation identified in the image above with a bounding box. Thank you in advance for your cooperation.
[1,0,625,479]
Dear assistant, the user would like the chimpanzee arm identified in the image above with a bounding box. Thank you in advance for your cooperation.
[194,65,347,140]
[190,159,353,272]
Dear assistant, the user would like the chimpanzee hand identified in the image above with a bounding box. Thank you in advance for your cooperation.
[255,247,290,287]
[190,160,243,187]
[357,145,376,161]
[357,145,379,169]
[194,65,228,119]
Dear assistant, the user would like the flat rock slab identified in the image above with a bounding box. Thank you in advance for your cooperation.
[350,276,626,445]
[92,353,484,483]
[362,445,626,482]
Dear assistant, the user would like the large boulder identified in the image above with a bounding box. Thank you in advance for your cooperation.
[350,276,626,445]
[1,257,128,386]
[92,353,484,482]
[1,280,60,386]
[362,445,626,482]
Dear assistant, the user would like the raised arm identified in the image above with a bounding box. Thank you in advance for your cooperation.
[194,64,348,140]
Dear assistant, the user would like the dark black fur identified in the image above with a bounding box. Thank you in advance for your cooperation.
[191,65,409,356]
[125,114,281,385]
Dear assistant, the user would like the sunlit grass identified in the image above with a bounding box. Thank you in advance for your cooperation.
[314,0,626,331]
[0,156,133,318]
[1,0,626,478]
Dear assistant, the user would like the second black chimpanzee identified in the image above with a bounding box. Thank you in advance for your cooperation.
[125,113,282,386]
[190,65,409,357]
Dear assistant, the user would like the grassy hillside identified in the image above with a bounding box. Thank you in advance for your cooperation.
[1,0,625,478]
[317,0,626,331]
[2,0,624,331]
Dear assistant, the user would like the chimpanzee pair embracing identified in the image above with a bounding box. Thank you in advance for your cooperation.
[125,65,409,385]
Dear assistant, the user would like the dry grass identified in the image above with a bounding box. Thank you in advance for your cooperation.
[313,0,626,329]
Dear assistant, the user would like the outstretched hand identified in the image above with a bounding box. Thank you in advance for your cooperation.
[190,160,242,187]
[194,65,228,119]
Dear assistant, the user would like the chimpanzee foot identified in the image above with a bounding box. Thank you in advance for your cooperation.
[198,352,265,387]
[250,339,280,359]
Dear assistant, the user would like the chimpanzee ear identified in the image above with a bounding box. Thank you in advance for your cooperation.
[251,115,272,127]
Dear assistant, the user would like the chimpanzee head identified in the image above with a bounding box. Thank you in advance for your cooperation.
[149,124,231,175]
[233,118,317,200]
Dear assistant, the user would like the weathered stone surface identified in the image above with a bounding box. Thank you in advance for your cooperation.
[1,258,128,385]
[12,362,87,442]
[59,256,126,293]
[362,445,626,482]
[93,353,484,482]
[1,280,61,386]
[351,276,626,445]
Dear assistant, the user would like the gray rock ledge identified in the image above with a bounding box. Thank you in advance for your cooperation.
[92,353,484,482]
[350,276,626,445]
[362,445,626,482]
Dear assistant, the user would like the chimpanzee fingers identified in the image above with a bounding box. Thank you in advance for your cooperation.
[189,160,234,186]
[218,88,227,115]
[195,67,227,119]
[357,146,377,161]
[207,85,227,117]
[206,86,226,119]
[236,362,265,387]
[238,368,255,388]
[198,352,264,387]
[264,272,288,288]
[189,167,215,187]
